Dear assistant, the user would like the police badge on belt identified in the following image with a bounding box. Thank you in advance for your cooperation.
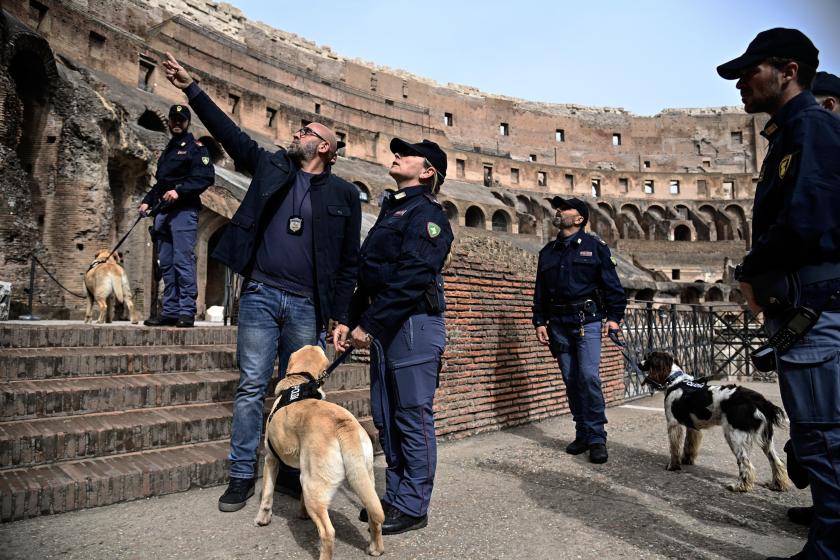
[287,215,304,235]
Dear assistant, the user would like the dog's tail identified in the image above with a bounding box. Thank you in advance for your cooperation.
[758,398,786,443]
[112,272,126,303]
[343,427,384,525]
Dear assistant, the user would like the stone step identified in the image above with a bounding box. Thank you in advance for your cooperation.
[0,389,371,469]
[0,365,369,421]
[0,345,238,380]
[0,371,241,421]
[0,440,231,522]
[0,324,238,349]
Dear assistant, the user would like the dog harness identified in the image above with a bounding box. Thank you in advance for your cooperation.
[264,372,324,460]
[665,370,707,394]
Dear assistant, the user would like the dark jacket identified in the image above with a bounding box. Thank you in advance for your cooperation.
[741,91,840,280]
[349,185,453,339]
[184,83,361,325]
[142,132,214,210]
[533,230,626,326]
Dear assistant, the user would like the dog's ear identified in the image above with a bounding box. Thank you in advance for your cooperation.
[286,348,302,374]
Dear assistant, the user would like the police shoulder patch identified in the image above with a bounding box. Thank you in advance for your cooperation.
[427,222,441,238]
[610,256,617,266]
[779,153,793,179]
[202,156,210,165]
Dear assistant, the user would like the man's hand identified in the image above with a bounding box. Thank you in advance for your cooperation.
[162,52,194,90]
[604,320,621,335]
[163,190,179,202]
[536,325,550,345]
[349,326,371,349]
[740,281,763,316]
[332,323,350,352]
[138,202,150,217]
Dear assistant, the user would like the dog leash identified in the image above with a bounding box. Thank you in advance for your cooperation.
[106,200,166,262]
[607,329,665,391]
[319,347,354,386]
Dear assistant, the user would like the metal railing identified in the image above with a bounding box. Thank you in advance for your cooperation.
[620,302,770,400]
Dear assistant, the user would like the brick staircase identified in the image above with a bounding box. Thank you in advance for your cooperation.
[0,323,374,522]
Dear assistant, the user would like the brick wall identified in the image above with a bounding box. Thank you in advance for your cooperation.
[435,237,625,439]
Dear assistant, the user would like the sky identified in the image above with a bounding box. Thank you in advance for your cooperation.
[225,0,839,116]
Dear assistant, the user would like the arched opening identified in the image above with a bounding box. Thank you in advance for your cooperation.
[205,227,227,308]
[465,206,485,229]
[674,224,692,241]
[442,201,458,221]
[729,288,746,305]
[138,109,167,132]
[491,210,510,232]
[706,287,724,302]
[198,135,225,164]
[643,206,667,240]
[515,195,530,214]
[680,287,702,304]
[352,181,370,204]
[636,289,656,302]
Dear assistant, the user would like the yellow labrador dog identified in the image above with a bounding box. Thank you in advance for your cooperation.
[84,249,137,324]
[255,345,384,560]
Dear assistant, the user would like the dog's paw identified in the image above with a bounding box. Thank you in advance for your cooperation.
[254,511,272,526]
[726,482,750,493]
[666,462,681,471]
[680,456,695,466]
[366,543,384,557]
[764,479,791,492]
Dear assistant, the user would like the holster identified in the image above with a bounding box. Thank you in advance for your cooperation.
[750,269,794,316]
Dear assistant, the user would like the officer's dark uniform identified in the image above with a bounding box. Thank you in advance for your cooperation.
[719,28,840,560]
[533,201,626,450]
[350,140,453,523]
[141,105,214,322]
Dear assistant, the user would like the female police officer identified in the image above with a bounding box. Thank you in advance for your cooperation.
[334,138,453,535]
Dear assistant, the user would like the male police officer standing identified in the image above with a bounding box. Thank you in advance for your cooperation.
[813,71,840,115]
[139,104,214,328]
[718,28,840,560]
[335,139,453,535]
[533,197,626,464]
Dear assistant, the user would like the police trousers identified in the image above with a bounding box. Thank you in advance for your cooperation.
[771,311,840,560]
[153,207,198,318]
[549,319,607,445]
[370,313,445,518]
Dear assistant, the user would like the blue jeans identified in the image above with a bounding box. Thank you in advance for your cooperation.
[370,313,445,517]
[154,207,198,318]
[549,320,607,445]
[773,311,840,559]
[229,280,323,479]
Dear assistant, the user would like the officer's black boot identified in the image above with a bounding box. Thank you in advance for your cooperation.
[381,507,428,535]
[786,505,814,527]
[176,316,194,328]
[565,438,589,455]
[144,316,178,327]
[589,443,608,464]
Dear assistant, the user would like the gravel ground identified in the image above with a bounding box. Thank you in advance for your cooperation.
[0,381,809,560]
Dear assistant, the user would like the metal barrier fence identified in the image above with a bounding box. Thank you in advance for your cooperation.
[620,302,770,400]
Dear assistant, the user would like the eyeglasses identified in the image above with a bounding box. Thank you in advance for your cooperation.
[297,127,327,143]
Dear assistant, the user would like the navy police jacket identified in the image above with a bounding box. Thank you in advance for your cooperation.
[740,91,840,280]
[142,132,214,210]
[184,83,361,326]
[533,230,626,326]
[349,185,454,340]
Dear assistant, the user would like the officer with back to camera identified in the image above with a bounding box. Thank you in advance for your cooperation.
[533,196,626,464]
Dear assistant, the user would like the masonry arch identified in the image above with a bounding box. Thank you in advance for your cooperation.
[197,209,230,317]
[673,224,692,241]
[492,210,511,232]
[724,203,749,241]
[636,289,656,302]
[697,205,720,241]
[706,286,725,302]
[138,109,167,132]
[515,195,531,214]
[680,286,702,304]
[643,204,668,240]
[442,200,459,222]
[465,206,485,229]
[618,203,644,240]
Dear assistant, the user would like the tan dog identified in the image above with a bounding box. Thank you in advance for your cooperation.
[83,249,137,324]
[255,345,384,560]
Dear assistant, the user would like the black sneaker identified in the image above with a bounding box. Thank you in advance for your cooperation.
[381,508,428,535]
[589,443,608,464]
[786,506,814,527]
[218,477,255,512]
[143,316,178,327]
[176,316,194,328]
[565,439,589,455]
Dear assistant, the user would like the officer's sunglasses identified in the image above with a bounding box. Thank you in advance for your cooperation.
[296,127,327,143]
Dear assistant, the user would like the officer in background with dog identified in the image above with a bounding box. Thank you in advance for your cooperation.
[813,71,840,115]
[718,28,840,560]
[334,138,453,535]
[139,104,214,328]
[533,197,626,464]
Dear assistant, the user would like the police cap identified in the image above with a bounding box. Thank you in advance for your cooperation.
[717,28,819,80]
[549,196,589,227]
[390,138,447,184]
[168,104,191,121]
[813,71,840,97]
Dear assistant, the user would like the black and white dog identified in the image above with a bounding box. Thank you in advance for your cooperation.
[639,352,791,493]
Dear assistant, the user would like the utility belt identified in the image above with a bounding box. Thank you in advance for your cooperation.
[750,262,840,317]
[550,298,600,318]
